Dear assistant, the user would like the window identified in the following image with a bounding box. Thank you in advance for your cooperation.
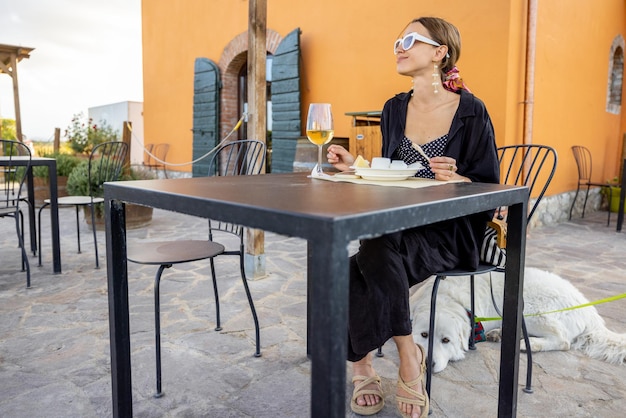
[606,36,625,114]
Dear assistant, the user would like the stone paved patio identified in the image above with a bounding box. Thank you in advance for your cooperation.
[1,206,625,417]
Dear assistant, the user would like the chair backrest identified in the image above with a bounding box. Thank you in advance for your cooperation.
[143,143,155,167]
[207,139,266,177]
[497,144,558,223]
[207,140,266,236]
[571,145,593,183]
[152,143,170,168]
[88,141,129,198]
[1,139,31,211]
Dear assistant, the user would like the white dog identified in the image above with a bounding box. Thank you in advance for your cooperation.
[410,267,626,373]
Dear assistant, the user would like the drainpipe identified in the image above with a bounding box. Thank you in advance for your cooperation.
[523,0,538,145]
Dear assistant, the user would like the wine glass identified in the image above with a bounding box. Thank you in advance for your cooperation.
[306,103,334,177]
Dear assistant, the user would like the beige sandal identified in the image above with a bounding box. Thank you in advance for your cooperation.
[350,375,385,416]
[396,344,429,418]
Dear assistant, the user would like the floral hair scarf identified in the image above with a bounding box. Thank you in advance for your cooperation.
[443,66,472,93]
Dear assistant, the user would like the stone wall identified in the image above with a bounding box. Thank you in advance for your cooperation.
[530,188,605,229]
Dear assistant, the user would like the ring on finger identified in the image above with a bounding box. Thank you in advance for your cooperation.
[448,164,454,171]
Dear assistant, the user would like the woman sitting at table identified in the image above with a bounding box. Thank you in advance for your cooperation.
[327,16,499,418]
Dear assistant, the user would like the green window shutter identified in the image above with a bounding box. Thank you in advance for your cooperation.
[192,58,221,177]
[270,28,301,173]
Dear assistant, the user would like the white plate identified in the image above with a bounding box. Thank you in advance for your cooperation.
[357,172,417,181]
[333,172,359,179]
[355,167,419,180]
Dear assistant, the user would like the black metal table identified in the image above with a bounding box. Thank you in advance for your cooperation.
[0,156,61,273]
[104,172,528,418]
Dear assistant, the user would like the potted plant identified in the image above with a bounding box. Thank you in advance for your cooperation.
[601,177,624,213]
[67,161,156,229]
[32,152,81,206]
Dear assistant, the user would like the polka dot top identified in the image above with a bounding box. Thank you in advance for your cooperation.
[393,134,449,179]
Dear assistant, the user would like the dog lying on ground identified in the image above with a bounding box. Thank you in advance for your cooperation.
[409,267,626,373]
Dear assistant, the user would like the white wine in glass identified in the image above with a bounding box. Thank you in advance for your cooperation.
[306,103,334,176]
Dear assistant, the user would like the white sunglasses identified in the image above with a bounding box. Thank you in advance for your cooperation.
[393,32,449,57]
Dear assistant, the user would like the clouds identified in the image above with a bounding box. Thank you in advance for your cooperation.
[0,0,142,140]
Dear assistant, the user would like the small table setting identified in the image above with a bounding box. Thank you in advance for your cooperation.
[104,102,529,418]
[306,103,461,190]
[311,155,463,189]
[0,155,62,273]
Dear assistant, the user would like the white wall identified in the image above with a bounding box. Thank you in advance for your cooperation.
[88,101,144,165]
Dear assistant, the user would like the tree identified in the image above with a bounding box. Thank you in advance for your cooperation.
[1,118,17,140]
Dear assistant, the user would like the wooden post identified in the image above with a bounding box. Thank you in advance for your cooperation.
[54,128,61,153]
[122,121,132,175]
[245,0,268,279]
[10,53,23,143]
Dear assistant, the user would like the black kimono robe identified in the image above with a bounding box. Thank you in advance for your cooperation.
[347,89,500,361]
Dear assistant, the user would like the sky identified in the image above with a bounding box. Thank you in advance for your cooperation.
[0,0,143,141]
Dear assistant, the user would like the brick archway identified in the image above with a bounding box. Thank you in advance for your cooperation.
[218,29,282,142]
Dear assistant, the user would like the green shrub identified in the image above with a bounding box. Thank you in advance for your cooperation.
[67,161,156,218]
[122,166,157,181]
[67,162,156,197]
[33,152,82,179]
[66,160,98,197]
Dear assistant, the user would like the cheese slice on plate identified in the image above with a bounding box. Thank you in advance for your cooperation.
[353,155,370,168]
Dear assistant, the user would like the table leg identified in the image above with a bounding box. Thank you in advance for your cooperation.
[308,236,349,417]
[306,243,312,358]
[498,201,526,417]
[616,158,626,232]
[26,168,37,254]
[106,199,133,418]
[48,164,62,273]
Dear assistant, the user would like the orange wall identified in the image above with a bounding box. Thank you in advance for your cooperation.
[142,1,520,172]
[142,0,626,199]
[533,0,626,194]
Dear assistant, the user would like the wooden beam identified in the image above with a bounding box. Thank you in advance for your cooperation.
[245,0,268,279]
[247,0,267,148]
[10,53,23,142]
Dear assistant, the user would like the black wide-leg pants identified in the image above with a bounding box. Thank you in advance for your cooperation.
[347,223,464,362]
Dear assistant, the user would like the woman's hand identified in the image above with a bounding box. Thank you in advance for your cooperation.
[327,144,355,172]
[429,156,470,182]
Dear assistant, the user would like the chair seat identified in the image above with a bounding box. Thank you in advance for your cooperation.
[128,240,225,265]
[44,196,104,205]
[0,206,19,216]
[436,263,498,277]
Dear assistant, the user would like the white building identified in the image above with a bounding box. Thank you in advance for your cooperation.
[88,101,144,165]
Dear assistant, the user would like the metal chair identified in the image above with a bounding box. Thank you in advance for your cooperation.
[0,139,32,287]
[127,139,266,398]
[37,141,129,268]
[141,143,155,171]
[143,142,169,178]
[425,144,558,400]
[569,145,617,226]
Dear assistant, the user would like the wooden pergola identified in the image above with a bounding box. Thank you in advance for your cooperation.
[0,43,34,142]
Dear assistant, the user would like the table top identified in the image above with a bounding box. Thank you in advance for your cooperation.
[0,156,56,164]
[105,173,528,241]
